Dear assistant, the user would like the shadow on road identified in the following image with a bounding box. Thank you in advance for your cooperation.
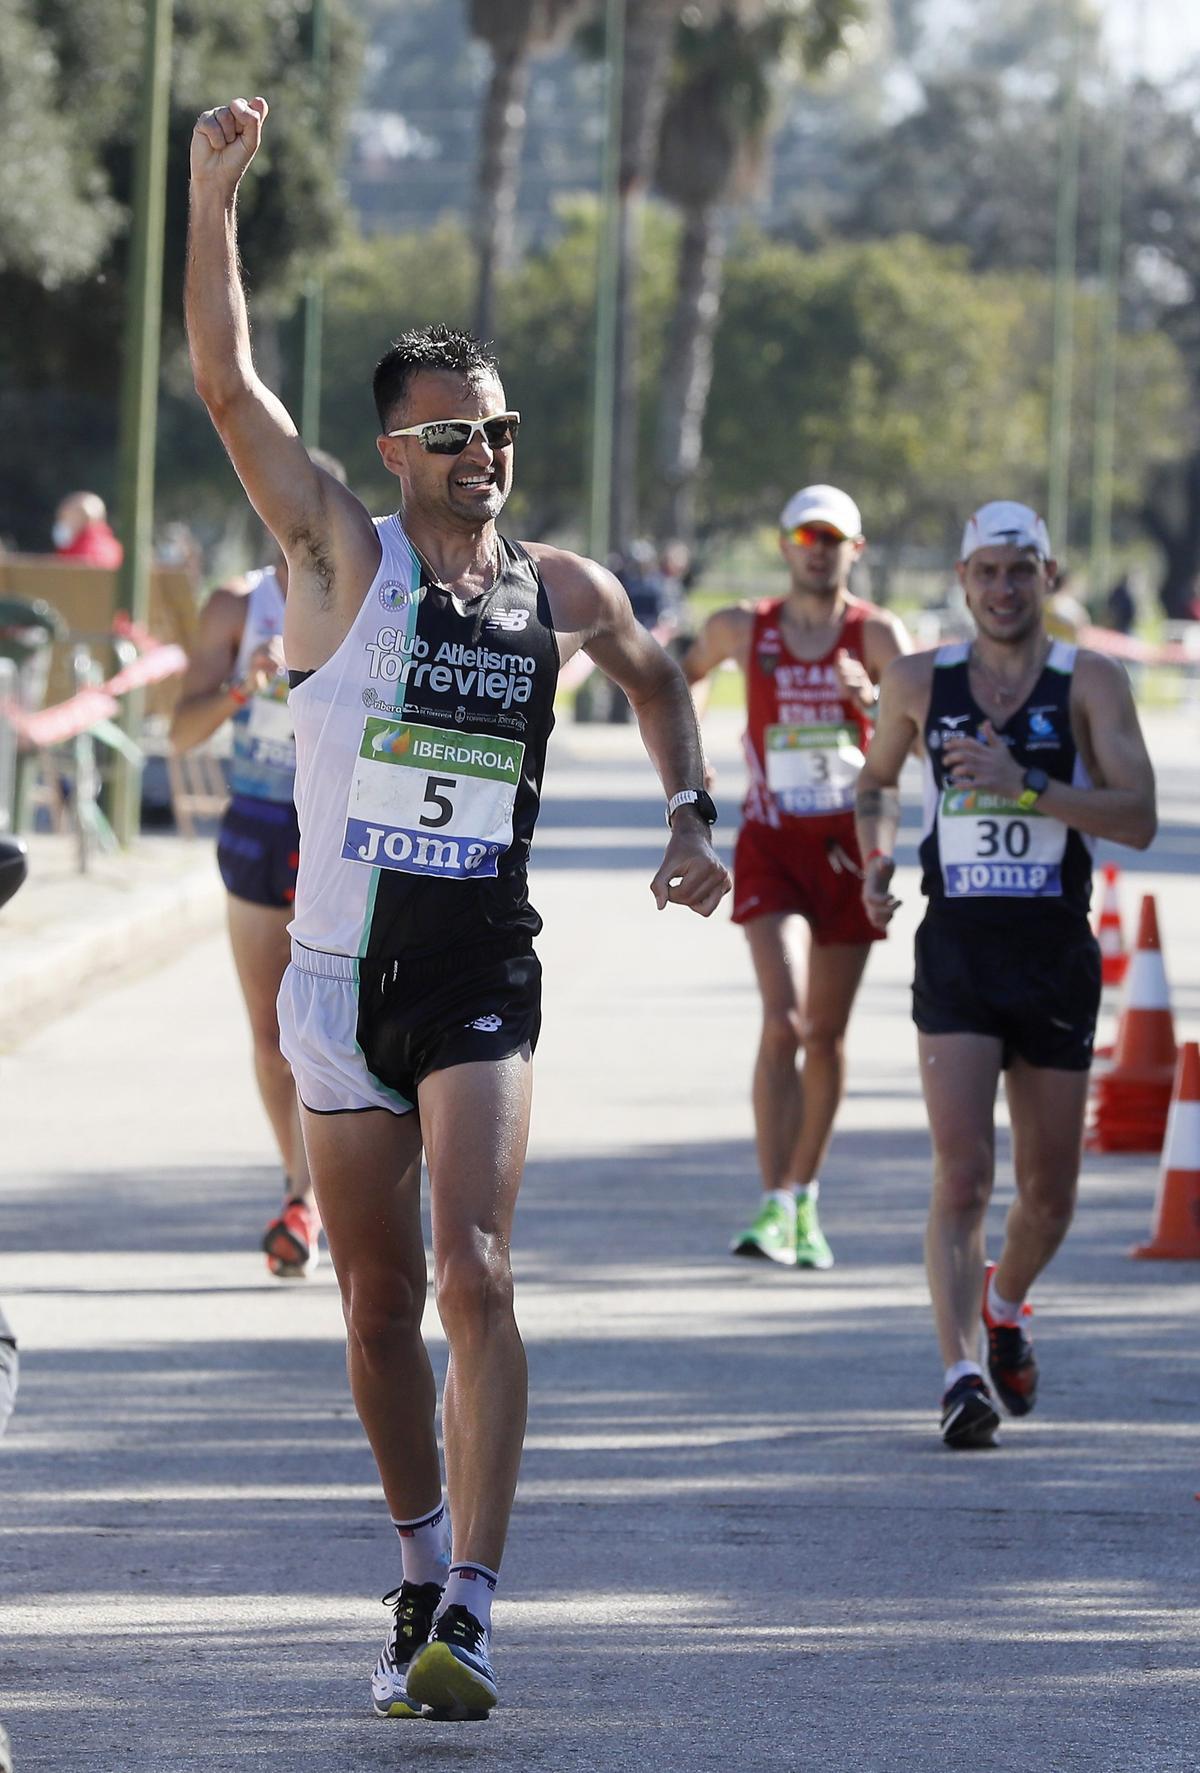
[2,1126,1198,1769]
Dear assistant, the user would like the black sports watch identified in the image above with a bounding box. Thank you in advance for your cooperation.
[666,788,718,828]
[1017,766,1050,811]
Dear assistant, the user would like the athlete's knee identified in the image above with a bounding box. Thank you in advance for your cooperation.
[1017,1173,1078,1240]
[342,1270,425,1369]
[931,1150,993,1218]
[801,1019,847,1065]
[434,1235,515,1343]
[760,1005,802,1060]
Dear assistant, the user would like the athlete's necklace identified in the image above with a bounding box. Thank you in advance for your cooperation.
[968,639,1049,707]
[409,535,497,599]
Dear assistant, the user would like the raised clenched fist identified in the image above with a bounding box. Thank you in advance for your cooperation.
[190,97,269,192]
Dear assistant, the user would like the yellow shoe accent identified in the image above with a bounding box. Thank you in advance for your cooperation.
[406,1641,497,1714]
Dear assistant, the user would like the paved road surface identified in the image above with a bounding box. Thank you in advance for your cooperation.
[2,711,1198,1771]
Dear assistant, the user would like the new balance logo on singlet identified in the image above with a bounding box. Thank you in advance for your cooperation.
[485,608,531,633]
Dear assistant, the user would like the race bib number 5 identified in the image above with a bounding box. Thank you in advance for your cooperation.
[764,723,865,815]
[938,788,1066,898]
[343,716,524,879]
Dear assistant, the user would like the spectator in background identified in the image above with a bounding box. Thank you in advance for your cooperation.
[1105,574,1137,636]
[51,492,123,568]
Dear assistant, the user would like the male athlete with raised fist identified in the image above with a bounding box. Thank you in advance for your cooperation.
[187,96,728,1720]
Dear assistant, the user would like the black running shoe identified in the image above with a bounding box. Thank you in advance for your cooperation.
[405,1604,498,1717]
[940,1374,1000,1449]
[983,1264,1039,1416]
[371,1580,443,1718]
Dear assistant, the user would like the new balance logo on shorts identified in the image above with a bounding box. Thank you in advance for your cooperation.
[484,608,530,633]
[466,1014,503,1033]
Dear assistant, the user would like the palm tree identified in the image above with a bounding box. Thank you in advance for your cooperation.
[609,0,711,551]
[653,1,862,543]
[468,0,594,343]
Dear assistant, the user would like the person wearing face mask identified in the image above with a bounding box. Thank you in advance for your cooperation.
[856,501,1158,1450]
[683,485,910,1273]
[51,492,124,567]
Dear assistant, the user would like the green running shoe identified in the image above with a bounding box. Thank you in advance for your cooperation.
[731,1196,797,1267]
[794,1193,834,1269]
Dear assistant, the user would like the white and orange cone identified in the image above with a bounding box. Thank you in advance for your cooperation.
[1133,1043,1200,1259]
[1087,895,1177,1153]
[1094,863,1128,988]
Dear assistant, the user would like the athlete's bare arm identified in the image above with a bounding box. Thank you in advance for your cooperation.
[940,650,1157,850]
[680,605,753,684]
[185,97,379,671]
[836,609,912,713]
[530,543,731,917]
[854,651,934,929]
[169,582,253,753]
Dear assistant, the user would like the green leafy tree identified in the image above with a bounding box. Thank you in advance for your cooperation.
[703,232,1185,560]
[0,0,362,551]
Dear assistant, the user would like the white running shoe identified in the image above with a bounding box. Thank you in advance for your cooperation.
[371,1581,443,1719]
[405,1605,498,1717]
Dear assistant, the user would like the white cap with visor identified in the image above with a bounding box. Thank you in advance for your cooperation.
[960,501,1052,563]
[779,484,863,541]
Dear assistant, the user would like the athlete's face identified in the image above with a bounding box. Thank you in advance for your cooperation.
[958,545,1056,645]
[779,524,861,598]
[377,370,514,527]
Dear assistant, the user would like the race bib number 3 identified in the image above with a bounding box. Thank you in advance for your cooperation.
[764,723,865,815]
[938,788,1066,898]
[343,717,524,879]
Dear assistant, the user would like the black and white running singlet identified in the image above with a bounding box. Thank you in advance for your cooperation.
[918,640,1094,924]
[287,516,560,961]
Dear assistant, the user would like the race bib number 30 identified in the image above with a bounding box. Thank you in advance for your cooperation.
[765,723,865,815]
[938,788,1066,898]
[343,717,524,879]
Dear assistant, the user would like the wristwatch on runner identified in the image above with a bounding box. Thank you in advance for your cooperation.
[666,788,718,828]
[1017,767,1050,812]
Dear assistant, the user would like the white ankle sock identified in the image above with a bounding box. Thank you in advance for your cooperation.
[766,1188,796,1216]
[392,1500,450,1589]
[438,1561,498,1634]
[986,1273,1024,1326]
[791,1180,819,1201]
[944,1359,984,1392]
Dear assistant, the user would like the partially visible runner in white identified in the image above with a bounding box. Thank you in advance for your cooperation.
[185,95,730,1721]
[172,463,347,1280]
[856,501,1157,1450]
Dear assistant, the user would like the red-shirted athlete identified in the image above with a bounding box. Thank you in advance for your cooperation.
[684,485,910,1267]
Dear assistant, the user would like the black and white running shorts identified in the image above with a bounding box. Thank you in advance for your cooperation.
[278,936,542,1115]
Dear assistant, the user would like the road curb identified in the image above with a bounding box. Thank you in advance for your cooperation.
[0,864,225,1051]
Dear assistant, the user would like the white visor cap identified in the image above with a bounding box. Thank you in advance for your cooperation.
[779,484,863,541]
[960,501,1052,562]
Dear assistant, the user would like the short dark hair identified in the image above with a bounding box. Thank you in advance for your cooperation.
[373,326,501,431]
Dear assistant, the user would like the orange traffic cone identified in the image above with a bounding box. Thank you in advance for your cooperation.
[1133,1043,1200,1258]
[1094,863,1128,987]
[1087,895,1177,1153]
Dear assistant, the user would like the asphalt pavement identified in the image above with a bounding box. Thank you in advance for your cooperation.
[1,707,1198,1772]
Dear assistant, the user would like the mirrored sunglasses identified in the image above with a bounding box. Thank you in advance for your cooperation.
[384,412,521,456]
[786,523,849,547]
